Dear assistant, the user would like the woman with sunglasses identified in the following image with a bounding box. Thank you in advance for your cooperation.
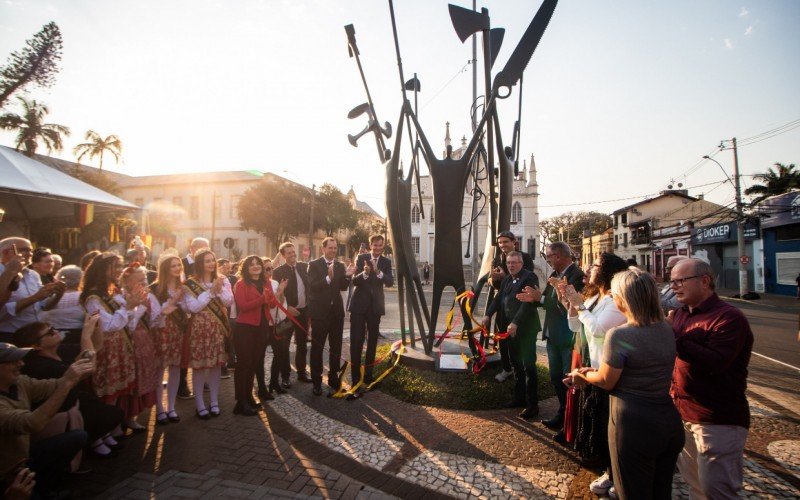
[180,249,232,419]
[149,255,187,424]
[14,317,124,458]
[117,263,160,431]
[80,253,139,436]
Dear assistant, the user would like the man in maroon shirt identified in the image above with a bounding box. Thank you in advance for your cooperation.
[668,258,753,499]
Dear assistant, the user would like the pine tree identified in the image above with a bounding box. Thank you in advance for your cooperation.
[0,22,63,108]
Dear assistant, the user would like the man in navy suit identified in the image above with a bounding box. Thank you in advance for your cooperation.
[307,237,355,396]
[483,251,541,419]
[347,235,393,399]
[273,242,311,385]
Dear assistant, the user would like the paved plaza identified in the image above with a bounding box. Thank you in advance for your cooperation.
[70,288,800,499]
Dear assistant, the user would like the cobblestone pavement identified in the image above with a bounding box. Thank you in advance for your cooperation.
[69,330,800,499]
[67,288,799,498]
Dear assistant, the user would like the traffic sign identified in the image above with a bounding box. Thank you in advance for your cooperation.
[223,237,235,249]
[740,255,750,265]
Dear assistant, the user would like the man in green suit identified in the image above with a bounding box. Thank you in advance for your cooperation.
[519,242,584,439]
[482,252,540,419]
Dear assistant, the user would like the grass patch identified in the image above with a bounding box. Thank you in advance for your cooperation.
[371,344,555,411]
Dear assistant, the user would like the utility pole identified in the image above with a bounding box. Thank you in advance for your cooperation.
[308,184,316,260]
[731,137,749,297]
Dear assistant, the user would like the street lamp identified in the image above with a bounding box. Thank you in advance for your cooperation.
[702,155,748,297]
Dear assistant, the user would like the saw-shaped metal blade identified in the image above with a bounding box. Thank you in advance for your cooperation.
[492,0,557,95]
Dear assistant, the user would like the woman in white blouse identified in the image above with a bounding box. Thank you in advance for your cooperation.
[44,265,85,363]
[559,252,628,497]
[180,249,233,419]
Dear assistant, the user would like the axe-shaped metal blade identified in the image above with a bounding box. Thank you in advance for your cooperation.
[448,4,489,43]
[347,102,372,119]
[382,121,392,139]
[404,77,421,92]
[344,24,359,57]
[493,0,558,93]
[489,28,505,69]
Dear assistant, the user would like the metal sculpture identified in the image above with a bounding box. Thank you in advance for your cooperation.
[344,0,558,356]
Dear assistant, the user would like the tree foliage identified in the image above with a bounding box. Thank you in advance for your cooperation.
[314,183,359,236]
[0,96,69,156]
[73,130,123,172]
[0,22,63,108]
[238,180,308,251]
[69,166,121,195]
[744,162,800,205]
[539,211,613,253]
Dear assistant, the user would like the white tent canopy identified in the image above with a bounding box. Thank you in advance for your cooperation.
[0,145,138,222]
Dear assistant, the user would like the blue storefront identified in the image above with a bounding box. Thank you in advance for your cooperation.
[759,191,800,296]
[690,220,758,290]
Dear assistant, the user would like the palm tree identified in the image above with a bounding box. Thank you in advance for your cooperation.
[0,96,70,157]
[744,163,800,204]
[73,130,122,172]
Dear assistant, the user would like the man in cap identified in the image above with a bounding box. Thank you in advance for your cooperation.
[0,342,93,497]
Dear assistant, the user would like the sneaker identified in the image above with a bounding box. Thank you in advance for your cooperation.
[589,472,612,495]
[495,369,513,382]
[608,485,618,499]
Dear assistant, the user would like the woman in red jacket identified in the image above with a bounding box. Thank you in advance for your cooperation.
[232,255,287,415]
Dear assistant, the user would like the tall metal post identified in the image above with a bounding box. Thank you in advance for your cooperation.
[731,137,748,297]
[309,184,316,260]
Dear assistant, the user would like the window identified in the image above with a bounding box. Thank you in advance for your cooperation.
[247,239,259,255]
[411,204,420,224]
[212,239,221,254]
[411,237,420,256]
[213,194,222,219]
[621,213,628,225]
[430,205,435,223]
[623,233,628,246]
[190,196,199,220]
[614,234,619,248]
[511,202,522,224]
[614,215,618,227]
[172,196,183,215]
[230,195,241,219]
[776,252,800,285]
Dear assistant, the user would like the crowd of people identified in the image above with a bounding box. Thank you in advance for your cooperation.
[484,235,754,500]
[0,229,755,500]
[0,232,394,498]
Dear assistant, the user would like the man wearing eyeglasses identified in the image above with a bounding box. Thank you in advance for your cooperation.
[668,258,753,500]
[660,255,687,314]
[0,238,65,344]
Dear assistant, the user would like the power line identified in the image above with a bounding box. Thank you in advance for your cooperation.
[539,180,727,209]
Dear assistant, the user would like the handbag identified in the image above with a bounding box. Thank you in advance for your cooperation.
[564,385,580,444]
[275,319,293,338]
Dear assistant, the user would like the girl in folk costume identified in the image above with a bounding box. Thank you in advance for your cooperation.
[117,262,160,431]
[180,249,232,419]
[149,255,188,424]
[79,253,135,432]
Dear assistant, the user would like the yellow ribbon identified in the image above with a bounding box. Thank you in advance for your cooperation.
[332,341,406,398]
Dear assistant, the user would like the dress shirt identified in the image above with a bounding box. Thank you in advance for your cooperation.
[43,290,85,330]
[324,259,335,284]
[0,266,45,332]
[293,266,306,308]
[84,294,146,332]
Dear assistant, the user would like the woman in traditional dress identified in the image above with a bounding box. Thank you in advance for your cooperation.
[180,249,232,419]
[117,262,160,431]
[149,255,188,424]
[80,253,138,433]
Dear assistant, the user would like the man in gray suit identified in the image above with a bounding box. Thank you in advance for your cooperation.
[520,242,584,439]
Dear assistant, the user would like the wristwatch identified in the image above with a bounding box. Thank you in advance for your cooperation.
[577,304,587,312]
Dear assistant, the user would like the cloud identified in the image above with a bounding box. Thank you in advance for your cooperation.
[745,26,753,35]
[724,38,733,49]
[738,7,749,17]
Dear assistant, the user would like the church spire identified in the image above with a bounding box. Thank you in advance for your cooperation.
[528,154,538,194]
[444,121,451,148]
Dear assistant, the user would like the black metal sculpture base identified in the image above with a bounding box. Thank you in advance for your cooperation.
[391,337,501,372]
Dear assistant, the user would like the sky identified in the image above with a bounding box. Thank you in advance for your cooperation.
[1,0,799,220]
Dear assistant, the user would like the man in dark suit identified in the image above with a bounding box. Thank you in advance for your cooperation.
[307,237,355,396]
[521,241,584,439]
[488,231,536,383]
[347,235,393,399]
[273,242,312,385]
[483,251,540,419]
